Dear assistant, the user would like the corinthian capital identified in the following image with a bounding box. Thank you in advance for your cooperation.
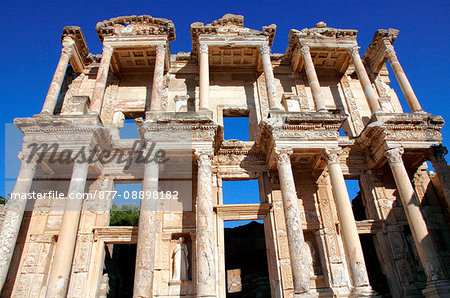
[385,147,404,164]
[102,44,114,56]
[199,44,209,54]
[61,46,74,56]
[259,43,271,55]
[155,44,166,54]
[324,148,342,164]
[300,45,310,55]
[430,145,448,162]
[18,152,39,170]
[274,148,293,164]
[348,46,360,56]
[384,44,397,59]
[195,149,214,166]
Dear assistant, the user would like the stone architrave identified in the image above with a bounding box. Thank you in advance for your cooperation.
[45,160,90,298]
[195,149,216,297]
[90,44,114,114]
[41,37,76,114]
[274,148,310,295]
[0,153,38,291]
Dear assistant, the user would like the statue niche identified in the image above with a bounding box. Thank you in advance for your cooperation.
[172,236,190,281]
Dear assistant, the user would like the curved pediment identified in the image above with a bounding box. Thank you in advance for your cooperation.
[96,15,175,42]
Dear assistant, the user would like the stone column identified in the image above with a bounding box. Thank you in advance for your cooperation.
[195,149,216,297]
[149,44,166,112]
[384,43,423,113]
[325,148,371,292]
[348,47,381,114]
[274,148,310,294]
[199,44,210,110]
[0,153,37,291]
[429,145,450,213]
[133,160,160,297]
[46,160,89,297]
[259,43,282,110]
[89,44,114,114]
[41,37,75,114]
[300,46,327,112]
[385,147,450,296]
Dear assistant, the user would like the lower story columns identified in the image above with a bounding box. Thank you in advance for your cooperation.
[133,160,160,298]
[429,145,450,214]
[0,153,37,291]
[325,149,372,295]
[385,147,450,297]
[45,161,89,297]
[274,148,310,295]
[195,149,216,297]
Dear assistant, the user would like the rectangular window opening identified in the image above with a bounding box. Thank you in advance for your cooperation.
[119,118,141,139]
[103,243,136,297]
[222,180,260,205]
[345,179,367,220]
[110,182,141,226]
[223,109,250,141]
[224,220,271,297]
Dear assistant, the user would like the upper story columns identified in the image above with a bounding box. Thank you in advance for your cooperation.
[363,29,424,113]
[384,42,423,112]
[299,45,327,112]
[348,47,382,113]
[41,37,76,114]
[89,44,114,114]
[199,44,210,110]
[150,44,167,112]
[260,43,283,110]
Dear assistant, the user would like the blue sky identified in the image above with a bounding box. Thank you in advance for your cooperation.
[1,0,449,199]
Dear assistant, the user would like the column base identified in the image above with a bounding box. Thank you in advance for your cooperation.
[413,109,427,114]
[349,285,376,297]
[422,280,450,297]
[317,108,328,113]
[293,291,315,298]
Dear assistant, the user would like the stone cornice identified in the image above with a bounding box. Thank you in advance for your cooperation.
[61,26,94,71]
[190,14,276,56]
[96,15,176,42]
[358,112,444,168]
[362,28,399,73]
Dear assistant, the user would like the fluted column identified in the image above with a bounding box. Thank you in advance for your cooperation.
[325,148,371,291]
[385,147,449,292]
[429,145,450,213]
[195,149,216,297]
[46,160,89,297]
[133,160,160,298]
[384,42,423,113]
[274,148,310,294]
[0,153,38,291]
[199,44,210,110]
[41,37,75,114]
[300,46,327,112]
[149,44,166,112]
[348,47,381,113]
[89,44,114,114]
[259,43,282,110]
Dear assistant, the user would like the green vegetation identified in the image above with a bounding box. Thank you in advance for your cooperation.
[109,204,139,226]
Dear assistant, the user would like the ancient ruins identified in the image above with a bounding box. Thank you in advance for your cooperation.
[0,14,449,297]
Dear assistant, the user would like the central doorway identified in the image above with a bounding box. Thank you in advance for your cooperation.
[224,220,271,297]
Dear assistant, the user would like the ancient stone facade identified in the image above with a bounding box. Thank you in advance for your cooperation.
[1,14,450,297]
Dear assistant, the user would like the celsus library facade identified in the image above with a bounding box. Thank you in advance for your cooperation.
[0,14,449,298]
